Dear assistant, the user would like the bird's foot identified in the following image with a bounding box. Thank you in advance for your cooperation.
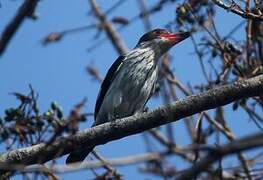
[143,107,149,113]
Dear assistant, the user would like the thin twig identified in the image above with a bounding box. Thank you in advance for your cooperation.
[212,0,263,20]
[0,0,39,56]
[175,131,263,179]
[89,0,128,55]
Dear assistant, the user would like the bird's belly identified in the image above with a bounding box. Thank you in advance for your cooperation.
[95,62,157,125]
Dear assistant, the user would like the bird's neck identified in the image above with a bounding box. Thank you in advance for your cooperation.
[132,42,163,60]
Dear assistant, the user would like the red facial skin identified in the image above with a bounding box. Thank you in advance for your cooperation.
[159,31,190,45]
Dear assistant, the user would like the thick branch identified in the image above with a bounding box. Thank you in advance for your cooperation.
[0,0,38,56]
[0,75,262,166]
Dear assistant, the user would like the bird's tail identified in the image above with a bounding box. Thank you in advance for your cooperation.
[66,146,94,164]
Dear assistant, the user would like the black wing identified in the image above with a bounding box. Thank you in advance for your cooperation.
[94,55,125,119]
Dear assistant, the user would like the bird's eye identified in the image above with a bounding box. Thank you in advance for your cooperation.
[155,30,163,35]
[154,29,169,36]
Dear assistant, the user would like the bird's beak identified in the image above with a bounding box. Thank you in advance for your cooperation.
[160,31,191,46]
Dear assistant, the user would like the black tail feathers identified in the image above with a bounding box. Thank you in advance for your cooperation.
[66,147,94,164]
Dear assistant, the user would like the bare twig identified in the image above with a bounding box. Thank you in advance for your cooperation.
[0,0,39,56]
[149,130,194,161]
[89,0,128,55]
[175,131,263,179]
[0,151,167,173]
[137,0,152,31]
[212,0,263,20]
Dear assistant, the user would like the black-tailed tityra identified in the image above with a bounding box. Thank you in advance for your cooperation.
[66,28,190,164]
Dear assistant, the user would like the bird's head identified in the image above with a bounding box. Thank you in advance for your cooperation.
[136,28,190,55]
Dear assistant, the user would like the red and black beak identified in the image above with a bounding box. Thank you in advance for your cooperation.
[160,31,191,45]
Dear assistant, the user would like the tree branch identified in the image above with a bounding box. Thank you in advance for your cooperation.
[0,0,38,56]
[175,131,263,179]
[89,0,128,55]
[0,75,262,167]
[212,0,263,20]
[0,151,168,173]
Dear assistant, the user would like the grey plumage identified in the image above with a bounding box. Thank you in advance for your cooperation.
[66,29,190,164]
[94,47,158,125]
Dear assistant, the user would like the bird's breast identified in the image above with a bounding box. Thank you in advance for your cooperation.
[94,54,157,125]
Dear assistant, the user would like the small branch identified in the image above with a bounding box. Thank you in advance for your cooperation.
[0,75,262,166]
[89,0,128,55]
[149,130,194,162]
[91,151,117,174]
[0,0,39,56]
[175,131,263,179]
[212,0,263,20]
[137,0,152,31]
[0,151,167,174]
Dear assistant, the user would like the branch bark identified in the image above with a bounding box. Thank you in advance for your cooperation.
[0,75,262,167]
[0,0,38,56]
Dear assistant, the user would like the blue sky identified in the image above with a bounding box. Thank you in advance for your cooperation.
[0,0,260,179]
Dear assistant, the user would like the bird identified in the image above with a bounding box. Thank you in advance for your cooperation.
[66,28,190,164]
